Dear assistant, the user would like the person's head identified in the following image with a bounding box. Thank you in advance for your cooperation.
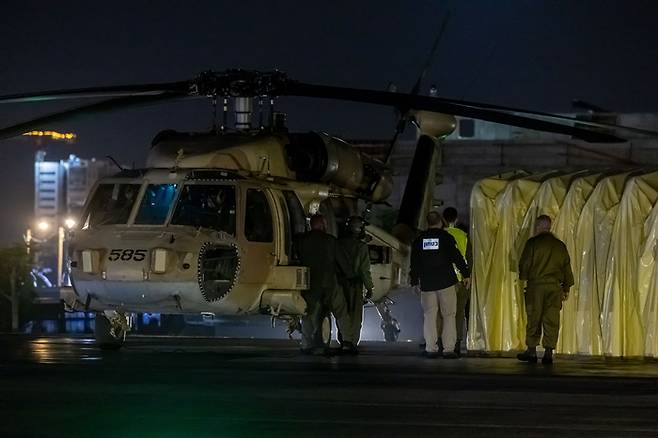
[346,216,366,238]
[214,189,227,206]
[124,186,135,200]
[310,213,327,232]
[535,215,552,234]
[442,207,458,225]
[426,211,444,229]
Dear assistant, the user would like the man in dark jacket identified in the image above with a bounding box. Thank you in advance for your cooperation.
[337,216,374,353]
[517,215,574,364]
[411,211,470,359]
[297,213,354,354]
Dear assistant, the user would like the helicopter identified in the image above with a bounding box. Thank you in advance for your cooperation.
[0,69,650,349]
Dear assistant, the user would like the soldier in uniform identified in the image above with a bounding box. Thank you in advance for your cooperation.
[297,213,354,354]
[411,211,470,359]
[337,216,374,354]
[517,215,574,364]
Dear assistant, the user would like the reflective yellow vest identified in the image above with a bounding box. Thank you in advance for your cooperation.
[445,225,468,280]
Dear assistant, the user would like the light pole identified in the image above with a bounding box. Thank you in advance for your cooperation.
[30,217,76,287]
[61,218,76,287]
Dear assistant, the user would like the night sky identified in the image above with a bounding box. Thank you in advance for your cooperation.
[1,0,657,244]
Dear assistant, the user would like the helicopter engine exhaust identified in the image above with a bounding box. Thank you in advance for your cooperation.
[286,132,392,202]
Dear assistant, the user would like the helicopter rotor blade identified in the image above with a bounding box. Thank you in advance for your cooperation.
[0,82,189,104]
[283,82,628,143]
[0,93,189,140]
[431,96,658,138]
[1,69,652,143]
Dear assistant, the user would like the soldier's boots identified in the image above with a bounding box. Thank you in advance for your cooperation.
[517,347,538,363]
[542,348,554,364]
[421,350,440,359]
[341,341,359,356]
[454,339,462,358]
[300,347,331,356]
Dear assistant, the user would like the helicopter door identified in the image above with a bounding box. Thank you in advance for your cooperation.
[238,187,278,286]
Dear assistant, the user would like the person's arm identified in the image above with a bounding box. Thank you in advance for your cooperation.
[519,239,532,281]
[448,235,470,280]
[410,237,420,287]
[561,244,575,300]
[358,243,374,297]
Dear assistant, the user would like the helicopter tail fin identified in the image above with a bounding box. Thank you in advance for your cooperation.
[392,134,440,245]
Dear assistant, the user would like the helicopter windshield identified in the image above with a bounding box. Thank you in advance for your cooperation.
[83,183,141,227]
[170,185,236,235]
[134,184,178,225]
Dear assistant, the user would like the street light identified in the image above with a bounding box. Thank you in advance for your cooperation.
[37,220,50,232]
[64,217,77,230]
[30,217,73,287]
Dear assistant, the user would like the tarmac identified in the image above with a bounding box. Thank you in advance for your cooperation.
[1,335,658,437]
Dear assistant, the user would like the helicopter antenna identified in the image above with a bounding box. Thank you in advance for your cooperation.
[106,155,124,171]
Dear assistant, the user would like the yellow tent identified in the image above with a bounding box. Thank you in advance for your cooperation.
[553,173,603,353]
[468,171,527,351]
[573,172,634,354]
[482,171,559,351]
[641,203,658,357]
[602,172,658,356]
[469,169,658,357]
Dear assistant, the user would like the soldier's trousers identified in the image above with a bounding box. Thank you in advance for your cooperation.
[338,284,364,345]
[524,284,562,349]
[421,285,457,354]
[301,286,353,349]
[436,281,469,348]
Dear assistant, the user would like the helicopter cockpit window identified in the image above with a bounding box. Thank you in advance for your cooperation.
[83,183,141,227]
[245,189,273,242]
[170,185,236,235]
[134,184,178,225]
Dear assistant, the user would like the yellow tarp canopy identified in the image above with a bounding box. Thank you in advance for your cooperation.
[469,169,658,357]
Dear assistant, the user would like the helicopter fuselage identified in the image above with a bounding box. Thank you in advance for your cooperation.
[64,143,408,318]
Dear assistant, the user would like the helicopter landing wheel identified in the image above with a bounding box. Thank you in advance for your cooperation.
[95,311,128,350]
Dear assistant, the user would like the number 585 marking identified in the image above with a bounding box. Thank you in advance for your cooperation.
[108,249,147,261]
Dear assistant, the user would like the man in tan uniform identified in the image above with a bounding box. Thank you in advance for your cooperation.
[517,215,574,364]
[297,213,354,355]
[337,216,374,354]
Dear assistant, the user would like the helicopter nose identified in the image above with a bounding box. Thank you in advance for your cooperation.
[198,244,240,302]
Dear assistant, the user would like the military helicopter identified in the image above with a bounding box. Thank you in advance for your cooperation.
[0,69,649,349]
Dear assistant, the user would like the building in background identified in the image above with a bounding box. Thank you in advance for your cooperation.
[32,151,117,296]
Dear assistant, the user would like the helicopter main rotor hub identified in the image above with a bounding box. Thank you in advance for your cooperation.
[189,70,290,98]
